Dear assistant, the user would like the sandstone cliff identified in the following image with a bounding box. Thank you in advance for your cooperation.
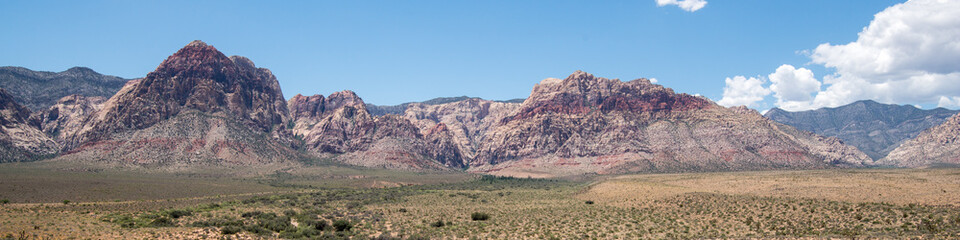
[288,91,464,170]
[30,94,107,144]
[400,98,521,160]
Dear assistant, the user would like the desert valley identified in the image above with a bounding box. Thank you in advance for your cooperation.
[3,0,960,239]
[0,40,958,239]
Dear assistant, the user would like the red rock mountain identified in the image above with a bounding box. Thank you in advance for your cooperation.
[462,71,870,176]
[287,91,464,170]
[880,112,960,167]
[53,41,297,169]
[4,40,875,175]
[0,88,58,162]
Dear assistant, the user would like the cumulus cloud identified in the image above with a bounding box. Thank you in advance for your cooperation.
[808,0,960,109]
[721,0,960,111]
[939,96,960,109]
[717,76,770,108]
[655,0,707,12]
[768,65,821,111]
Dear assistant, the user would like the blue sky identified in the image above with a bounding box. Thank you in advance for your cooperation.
[0,0,933,108]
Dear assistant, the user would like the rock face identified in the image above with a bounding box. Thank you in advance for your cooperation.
[467,71,871,177]
[880,112,960,167]
[367,96,524,116]
[55,41,297,168]
[0,66,129,111]
[288,91,464,170]
[765,100,959,160]
[401,98,521,160]
[30,94,107,144]
[0,88,58,162]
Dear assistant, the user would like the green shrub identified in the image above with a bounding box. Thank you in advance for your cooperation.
[259,215,293,232]
[62,200,71,205]
[314,219,329,231]
[333,219,352,231]
[0,199,9,204]
[241,211,264,218]
[149,217,175,227]
[167,209,192,219]
[585,200,595,205]
[220,225,242,235]
[244,225,272,236]
[430,219,445,227]
[471,212,490,221]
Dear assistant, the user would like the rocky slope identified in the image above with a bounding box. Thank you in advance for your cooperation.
[0,88,58,162]
[467,71,871,177]
[54,41,297,168]
[0,66,129,111]
[765,100,958,160]
[880,112,960,167]
[367,96,524,116]
[30,94,108,144]
[400,98,521,160]
[288,91,464,170]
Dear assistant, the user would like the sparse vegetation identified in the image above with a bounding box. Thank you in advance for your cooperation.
[333,219,353,232]
[2,166,959,239]
[471,212,491,221]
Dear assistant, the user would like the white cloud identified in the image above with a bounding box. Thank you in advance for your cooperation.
[806,0,960,109]
[938,96,960,109]
[649,78,658,83]
[724,0,960,111]
[768,64,821,111]
[656,0,707,12]
[717,76,770,108]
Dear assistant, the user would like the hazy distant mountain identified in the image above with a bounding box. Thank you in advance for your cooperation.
[881,112,960,167]
[0,66,129,111]
[764,100,959,160]
[366,96,525,116]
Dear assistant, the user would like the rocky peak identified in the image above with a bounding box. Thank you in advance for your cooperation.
[287,90,367,120]
[70,40,289,147]
[512,71,709,121]
[325,90,366,113]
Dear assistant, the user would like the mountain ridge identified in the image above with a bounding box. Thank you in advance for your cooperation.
[764,100,959,160]
[0,66,130,111]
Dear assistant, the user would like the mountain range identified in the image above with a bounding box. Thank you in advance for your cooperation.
[765,100,959,160]
[1,40,957,176]
[0,66,129,111]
